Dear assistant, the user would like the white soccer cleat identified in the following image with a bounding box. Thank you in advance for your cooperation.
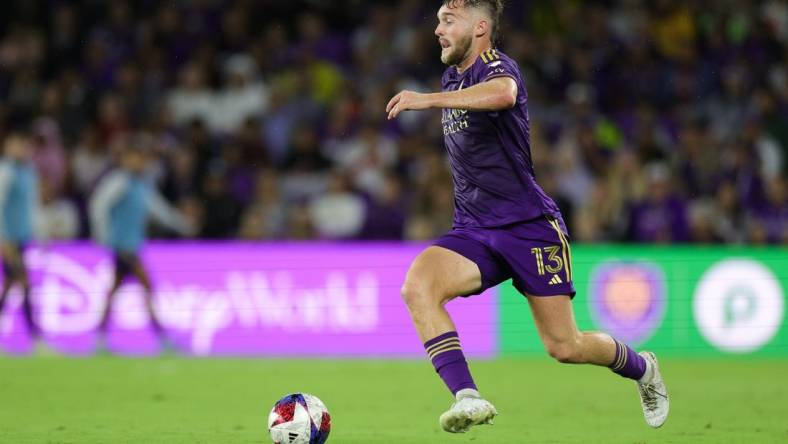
[439,391,498,433]
[637,351,669,428]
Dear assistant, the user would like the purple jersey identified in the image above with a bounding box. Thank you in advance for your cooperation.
[441,49,560,228]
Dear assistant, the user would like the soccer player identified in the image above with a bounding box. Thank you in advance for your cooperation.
[89,143,193,352]
[0,133,42,347]
[386,0,669,433]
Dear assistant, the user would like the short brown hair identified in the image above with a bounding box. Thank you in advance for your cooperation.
[443,0,505,44]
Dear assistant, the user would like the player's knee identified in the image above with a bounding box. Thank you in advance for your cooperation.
[400,282,424,308]
[400,280,440,311]
[545,339,581,364]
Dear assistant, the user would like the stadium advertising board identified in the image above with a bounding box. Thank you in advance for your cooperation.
[2,244,784,357]
[0,244,497,357]
[500,246,788,356]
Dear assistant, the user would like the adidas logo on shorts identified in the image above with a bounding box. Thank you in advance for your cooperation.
[549,275,563,285]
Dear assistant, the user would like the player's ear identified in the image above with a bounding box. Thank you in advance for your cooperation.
[474,18,489,39]
[473,14,489,38]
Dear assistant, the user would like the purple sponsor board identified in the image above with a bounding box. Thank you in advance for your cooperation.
[0,243,496,357]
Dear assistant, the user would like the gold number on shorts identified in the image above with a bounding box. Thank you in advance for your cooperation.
[531,247,545,276]
[531,246,564,276]
[543,246,564,274]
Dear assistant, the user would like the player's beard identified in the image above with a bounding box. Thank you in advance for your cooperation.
[441,33,473,66]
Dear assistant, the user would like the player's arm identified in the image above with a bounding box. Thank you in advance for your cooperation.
[88,172,128,245]
[386,77,517,119]
[146,189,195,237]
[0,162,13,243]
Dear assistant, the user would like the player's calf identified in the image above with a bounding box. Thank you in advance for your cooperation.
[543,337,584,364]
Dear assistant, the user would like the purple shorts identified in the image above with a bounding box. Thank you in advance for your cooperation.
[434,216,576,298]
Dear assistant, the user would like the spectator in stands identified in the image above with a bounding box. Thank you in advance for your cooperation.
[309,171,366,239]
[0,0,784,244]
[627,163,689,243]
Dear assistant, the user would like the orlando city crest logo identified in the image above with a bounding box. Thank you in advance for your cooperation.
[588,262,666,346]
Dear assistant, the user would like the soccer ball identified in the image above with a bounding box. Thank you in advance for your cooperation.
[268,393,331,444]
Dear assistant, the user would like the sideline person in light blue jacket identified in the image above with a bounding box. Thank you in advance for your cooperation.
[0,133,42,344]
[90,142,194,352]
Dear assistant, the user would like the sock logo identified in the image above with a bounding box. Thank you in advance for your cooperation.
[694,259,783,353]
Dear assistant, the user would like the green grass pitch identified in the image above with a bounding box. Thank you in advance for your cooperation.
[1,357,786,443]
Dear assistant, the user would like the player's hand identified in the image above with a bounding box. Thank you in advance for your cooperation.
[183,219,199,238]
[386,90,432,120]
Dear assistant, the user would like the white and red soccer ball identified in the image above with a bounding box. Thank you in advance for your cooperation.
[268,393,331,444]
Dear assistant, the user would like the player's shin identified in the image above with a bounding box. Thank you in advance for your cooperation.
[0,283,9,312]
[98,288,119,334]
[22,285,40,338]
[142,290,166,335]
[424,331,478,396]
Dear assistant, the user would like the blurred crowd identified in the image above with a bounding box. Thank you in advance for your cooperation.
[0,0,786,244]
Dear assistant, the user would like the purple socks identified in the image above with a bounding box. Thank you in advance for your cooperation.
[424,331,477,395]
[610,339,647,380]
[425,332,645,391]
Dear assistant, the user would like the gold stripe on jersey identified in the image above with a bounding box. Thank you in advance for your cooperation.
[480,50,501,64]
[482,49,500,64]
